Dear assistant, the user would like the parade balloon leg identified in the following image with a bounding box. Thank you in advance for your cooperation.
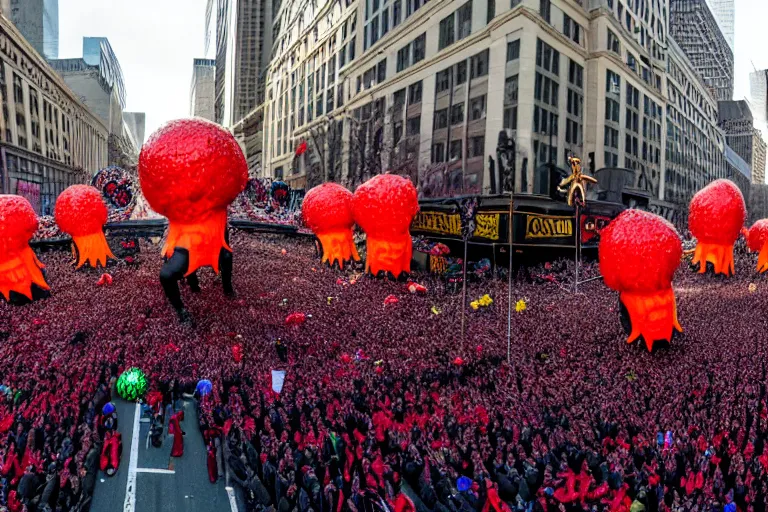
[316,229,359,269]
[0,247,50,303]
[160,242,234,321]
[71,231,115,269]
[620,288,682,351]
[692,242,735,276]
[365,234,412,277]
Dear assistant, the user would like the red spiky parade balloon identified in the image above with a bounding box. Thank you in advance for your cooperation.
[0,195,49,300]
[138,119,248,275]
[55,185,114,269]
[352,174,419,278]
[688,179,746,276]
[303,183,360,269]
[747,219,768,273]
[600,209,683,351]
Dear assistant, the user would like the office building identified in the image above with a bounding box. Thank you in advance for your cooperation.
[705,0,734,51]
[209,0,272,127]
[669,0,733,102]
[750,69,768,136]
[190,58,216,121]
[5,0,58,59]
[256,0,736,206]
[49,38,140,168]
[0,15,108,214]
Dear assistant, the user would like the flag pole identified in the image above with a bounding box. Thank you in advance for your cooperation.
[507,193,514,365]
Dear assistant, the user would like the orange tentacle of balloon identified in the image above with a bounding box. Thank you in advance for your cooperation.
[162,210,230,276]
[0,195,50,301]
[620,288,683,351]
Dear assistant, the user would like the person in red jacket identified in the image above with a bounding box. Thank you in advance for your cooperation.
[100,430,122,476]
[206,440,217,483]
[169,410,185,457]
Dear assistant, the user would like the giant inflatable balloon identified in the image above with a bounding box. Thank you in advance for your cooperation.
[139,119,248,274]
[600,209,683,351]
[138,119,248,319]
[352,174,418,278]
[303,183,360,269]
[0,195,49,302]
[55,185,115,269]
[688,179,746,276]
[747,219,768,273]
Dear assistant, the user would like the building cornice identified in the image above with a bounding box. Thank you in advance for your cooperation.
[0,13,108,133]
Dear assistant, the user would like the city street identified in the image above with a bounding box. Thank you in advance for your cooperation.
[90,397,237,512]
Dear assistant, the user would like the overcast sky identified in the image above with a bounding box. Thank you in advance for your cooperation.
[58,0,207,139]
[58,0,765,136]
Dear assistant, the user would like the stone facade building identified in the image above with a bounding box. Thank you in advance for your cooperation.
[253,0,743,207]
[49,38,141,169]
[0,15,108,214]
[190,58,216,121]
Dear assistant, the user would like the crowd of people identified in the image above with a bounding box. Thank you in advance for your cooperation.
[0,232,767,511]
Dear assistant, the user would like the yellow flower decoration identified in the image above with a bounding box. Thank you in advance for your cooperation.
[327,297,334,305]
[749,283,757,293]
[470,301,480,310]
[431,306,442,315]
[515,299,527,313]
[478,294,493,306]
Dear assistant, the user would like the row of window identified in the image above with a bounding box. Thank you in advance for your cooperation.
[431,136,485,163]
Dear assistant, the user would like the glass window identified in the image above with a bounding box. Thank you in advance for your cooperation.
[408,81,422,103]
[413,33,426,63]
[471,50,489,78]
[451,103,465,125]
[507,40,520,61]
[439,14,455,50]
[457,1,472,40]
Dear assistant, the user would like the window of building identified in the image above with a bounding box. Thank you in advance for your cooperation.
[606,69,620,94]
[471,136,485,157]
[507,40,520,61]
[377,59,387,83]
[406,115,421,136]
[439,13,455,50]
[605,98,620,122]
[393,0,402,26]
[504,105,517,130]
[413,33,426,63]
[455,61,467,84]
[451,103,465,125]
[540,0,551,23]
[382,8,389,36]
[470,95,486,120]
[457,1,472,40]
[397,46,410,72]
[450,140,463,160]
[608,29,620,54]
[471,50,489,78]
[433,109,448,129]
[432,142,446,163]
[568,60,583,88]
[436,69,451,93]
[408,81,423,103]
[487,0,495,23]
[505,76,518,103]
[535,39,559,75]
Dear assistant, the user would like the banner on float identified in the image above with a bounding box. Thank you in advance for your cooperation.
[271,370,286,394]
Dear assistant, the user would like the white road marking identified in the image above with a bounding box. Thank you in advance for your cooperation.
[123,402,141,512]
[136,468,176,474]
[226,486,239,512]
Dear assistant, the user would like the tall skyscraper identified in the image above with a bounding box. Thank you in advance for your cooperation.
[706,0,734,51]
[210,0,272,127]
[6,0,59,59]
[670,0,734,101]
[190,58,216,121]
[751,70,768,134]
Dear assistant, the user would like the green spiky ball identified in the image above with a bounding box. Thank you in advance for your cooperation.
[116,367,148,402]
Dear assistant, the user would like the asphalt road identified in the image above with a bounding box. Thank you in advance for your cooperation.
[89,396,237,512]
